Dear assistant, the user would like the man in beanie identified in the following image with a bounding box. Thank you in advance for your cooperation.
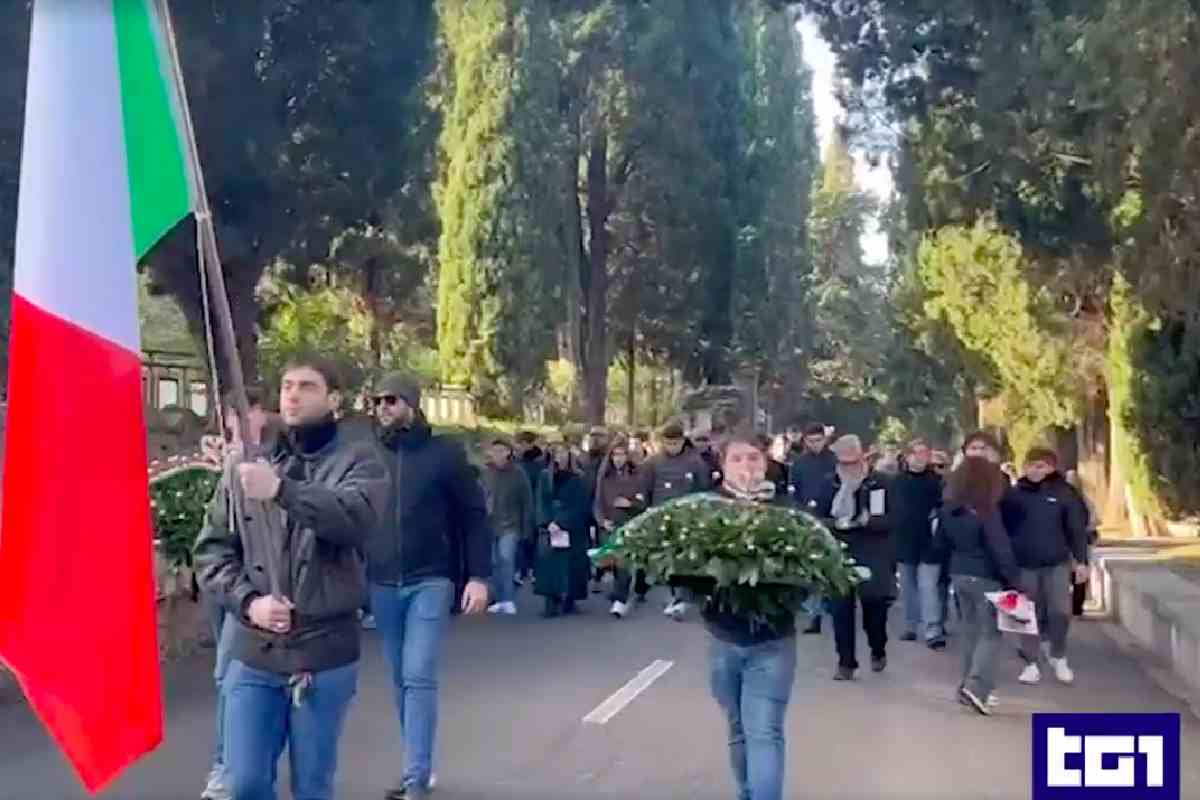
[364,372,492,799]
[640,420,712,619]
[813,434,897,680]
[1000,446,1090,686]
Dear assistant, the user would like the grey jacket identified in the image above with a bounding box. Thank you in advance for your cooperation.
[195,418,389,675]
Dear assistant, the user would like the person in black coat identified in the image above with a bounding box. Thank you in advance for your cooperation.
[812,435,896,680]
[362,372,492,799]
[891,439,947,648]
[788,423,837,506]
[935,457,1023,715]
[1000,447,1090,686]
[534,442,593,618]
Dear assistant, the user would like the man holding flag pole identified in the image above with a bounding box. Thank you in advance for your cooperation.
[0,0,336,795]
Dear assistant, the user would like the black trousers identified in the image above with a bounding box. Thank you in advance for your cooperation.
[830,592,891,669]
[611,567,650,603]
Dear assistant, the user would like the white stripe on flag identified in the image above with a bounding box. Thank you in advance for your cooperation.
[15,1,140,353]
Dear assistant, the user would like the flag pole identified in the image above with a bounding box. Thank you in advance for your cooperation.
[155,0,283,598]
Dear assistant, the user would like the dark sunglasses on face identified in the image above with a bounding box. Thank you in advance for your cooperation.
[372,395,399,408]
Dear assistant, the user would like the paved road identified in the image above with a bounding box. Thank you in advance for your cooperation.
[3,586,1199,799]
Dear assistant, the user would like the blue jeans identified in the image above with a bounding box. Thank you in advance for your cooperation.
[223,659,358,800]
[899,562,944,641]
[371,579,454,791]
[205,595,237,776]
[708,636,797,800]
[491,532,519,605]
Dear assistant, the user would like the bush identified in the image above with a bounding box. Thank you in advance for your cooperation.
[150,466,220,569]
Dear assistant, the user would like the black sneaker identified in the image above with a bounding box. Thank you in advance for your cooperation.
[927,637,947,651]
[900,631,918,642]
[833,666,855,681]
[871,655,887,672]
[802,617,822,635]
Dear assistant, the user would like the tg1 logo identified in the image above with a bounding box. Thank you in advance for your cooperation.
[1032,713,1180,799]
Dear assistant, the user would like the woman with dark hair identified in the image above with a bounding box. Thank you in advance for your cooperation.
[534,441,592,618]
[593,437,647,618]
[937,456,1024,715]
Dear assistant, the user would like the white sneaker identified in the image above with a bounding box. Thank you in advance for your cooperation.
[1019,663,1042,684]
[663,601,679,617]
[360,613,377,631]
[1050,657,1075,684]
[201,768,232,800]
[987,693,999,708]
[499,601,518,615]
[487,602,503,614]
[669,602,689,621]
[610,600,629,618]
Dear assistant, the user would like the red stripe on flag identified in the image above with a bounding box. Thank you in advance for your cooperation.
[0,293,163,793]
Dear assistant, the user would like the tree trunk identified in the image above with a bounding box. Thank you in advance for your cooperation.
[625,333,636,427]
[649,371,659,427]
[560,119,586,420]
[582,124,610,425]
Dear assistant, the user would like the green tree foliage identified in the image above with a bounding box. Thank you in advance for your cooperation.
[916,219,1079,458]
[1109,280,1200,519]
[731,4,819,408]
[434,0,559,414]
[147,0,438,385]
[804,131,890,406]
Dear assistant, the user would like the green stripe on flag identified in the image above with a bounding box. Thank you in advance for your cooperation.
[113,0,192,259]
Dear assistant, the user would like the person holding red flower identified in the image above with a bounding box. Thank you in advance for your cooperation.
[935,457,1024,715]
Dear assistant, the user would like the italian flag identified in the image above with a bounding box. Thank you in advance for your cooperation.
[0,0,194,793]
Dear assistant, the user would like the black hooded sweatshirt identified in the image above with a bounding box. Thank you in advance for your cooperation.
[999,473,1089,569]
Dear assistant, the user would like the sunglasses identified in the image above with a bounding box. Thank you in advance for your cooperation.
[372,395,400,408]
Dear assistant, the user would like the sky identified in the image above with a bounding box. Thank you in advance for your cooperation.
[796,17,893,264]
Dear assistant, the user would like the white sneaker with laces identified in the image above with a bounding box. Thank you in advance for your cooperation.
[610,600,629,618]
[499,601,518,615]
[1050,657,1075,684]
[1019,663,1042,684]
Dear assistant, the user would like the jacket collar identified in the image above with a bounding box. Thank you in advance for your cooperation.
[277,413,338,459]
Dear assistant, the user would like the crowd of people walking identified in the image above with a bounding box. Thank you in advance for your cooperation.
[194,361,1097,800]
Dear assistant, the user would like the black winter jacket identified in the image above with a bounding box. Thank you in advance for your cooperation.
[1000,474,1089,569]
[365,417,492,586]
[890,469,944,564]
[811,470,897,600]
[789,449,837,506]
[935,503,1021,588]
[195,417,390,675]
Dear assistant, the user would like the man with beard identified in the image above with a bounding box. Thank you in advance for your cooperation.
[195,357,389,800]
[365,372,492,799]
[814,435,897,680]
